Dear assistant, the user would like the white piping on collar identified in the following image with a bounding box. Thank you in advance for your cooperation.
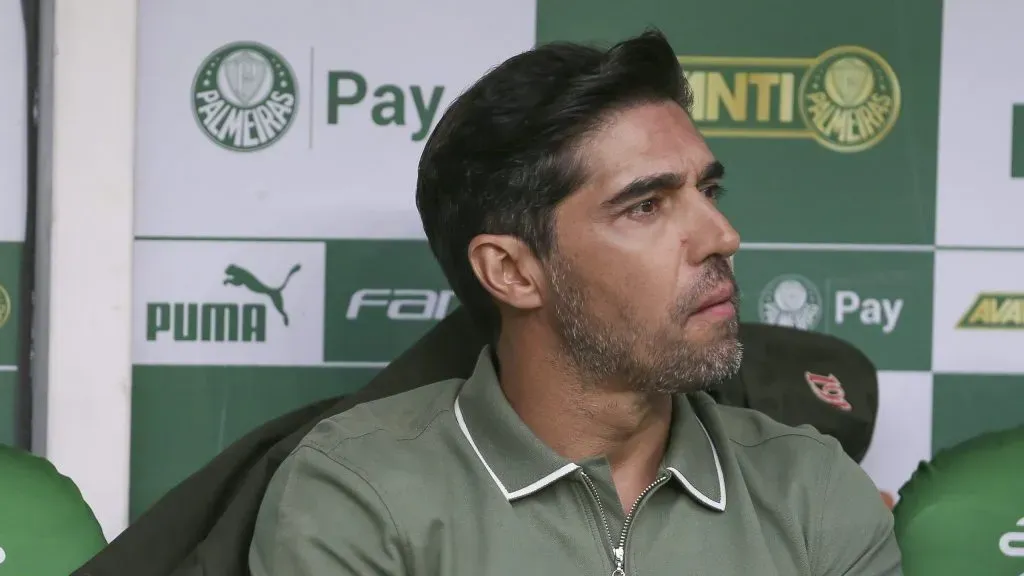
[454,396,579,501]
[455,394,726,509]
[666,414,727,512]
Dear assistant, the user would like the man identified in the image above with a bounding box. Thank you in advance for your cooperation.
[249,30,901,575]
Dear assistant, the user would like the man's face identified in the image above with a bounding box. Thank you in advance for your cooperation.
[544,101,742,395]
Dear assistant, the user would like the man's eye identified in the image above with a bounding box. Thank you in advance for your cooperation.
[628,198,661,217]
[702,184,727,201]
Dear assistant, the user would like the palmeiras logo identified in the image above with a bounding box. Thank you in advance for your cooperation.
[192,42,298,152]
[758,274,823,330]
[0,283,10,329]
[798,46,900,153]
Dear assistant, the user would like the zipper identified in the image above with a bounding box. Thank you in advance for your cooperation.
[580,471,669,576]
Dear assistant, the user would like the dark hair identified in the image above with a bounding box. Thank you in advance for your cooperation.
[415,29,693,337]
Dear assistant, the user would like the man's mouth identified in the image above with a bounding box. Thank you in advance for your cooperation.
[691,284,736,318]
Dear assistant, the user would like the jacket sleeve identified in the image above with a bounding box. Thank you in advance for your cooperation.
[810,438,903,576]
[248,444,409,575]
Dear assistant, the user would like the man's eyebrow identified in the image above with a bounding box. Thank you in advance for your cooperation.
[600,161,726,209]
[697,160,726,184]
[602,172,683,208]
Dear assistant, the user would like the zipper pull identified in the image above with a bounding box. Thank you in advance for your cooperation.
[612,546,625,576]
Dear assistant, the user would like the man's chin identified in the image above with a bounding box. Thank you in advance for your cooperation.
[683,318,740,348]
[694,333,744,383]
[636,336,743,396]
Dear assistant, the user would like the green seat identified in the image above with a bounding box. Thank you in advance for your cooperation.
[894,424,1024,575]
[0,445,107,575]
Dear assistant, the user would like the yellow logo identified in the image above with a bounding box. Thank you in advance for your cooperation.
[678,46,901,153]
[0,284,9,329]
[957,293,1024,329]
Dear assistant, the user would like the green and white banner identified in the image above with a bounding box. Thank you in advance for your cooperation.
[0,0,26,447]
[131,0,1024,569]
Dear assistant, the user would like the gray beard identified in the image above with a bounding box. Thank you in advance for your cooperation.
[546,255,743,395]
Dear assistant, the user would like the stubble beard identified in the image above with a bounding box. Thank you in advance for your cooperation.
[546,255,744,396]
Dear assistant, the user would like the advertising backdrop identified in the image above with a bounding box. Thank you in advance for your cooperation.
[131,1,1024,556]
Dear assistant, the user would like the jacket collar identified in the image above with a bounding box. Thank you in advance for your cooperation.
[453,347,726,512]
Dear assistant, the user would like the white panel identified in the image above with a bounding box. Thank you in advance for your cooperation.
[932,250,1024,374]
[133,240,326,366]
[934,0,1024,247]
[134,0,537,239]
[859,371,933,504]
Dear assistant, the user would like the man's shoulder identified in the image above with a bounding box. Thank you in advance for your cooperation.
[691,392,843,475]
[297,378,464,458]
[696,393,837,450]
[695,397,900,572]
[263,379,472,527]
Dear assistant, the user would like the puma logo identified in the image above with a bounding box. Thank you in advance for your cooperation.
[223,263,302,326]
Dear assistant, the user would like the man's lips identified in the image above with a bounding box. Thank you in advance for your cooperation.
[692,284,736,317]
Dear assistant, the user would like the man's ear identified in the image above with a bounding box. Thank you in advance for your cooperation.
[467,234,544,311]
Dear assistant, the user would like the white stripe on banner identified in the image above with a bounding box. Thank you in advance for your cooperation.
[322,362,389,369]
[0,365,17,372]
[741,243,933,252]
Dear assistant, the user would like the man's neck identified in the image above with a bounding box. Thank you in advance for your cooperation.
[494,328,673,504]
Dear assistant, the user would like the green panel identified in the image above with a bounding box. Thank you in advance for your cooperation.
[0,371,15,447]
[1013,104,1024,179]
[931,374,1024,455]
[536,0,942,245]
[129,365,378,520]
[0,241,21,366]
[733,249,933,371]
[0,243,20,448]
[324,239,459,363]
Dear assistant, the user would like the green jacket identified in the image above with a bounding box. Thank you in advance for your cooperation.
[250,348,900,575]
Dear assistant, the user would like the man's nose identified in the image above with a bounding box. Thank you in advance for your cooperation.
[684,196,741,265]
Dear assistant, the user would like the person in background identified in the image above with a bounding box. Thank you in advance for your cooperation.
[249,29,901,575]
[0,444,107,575]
